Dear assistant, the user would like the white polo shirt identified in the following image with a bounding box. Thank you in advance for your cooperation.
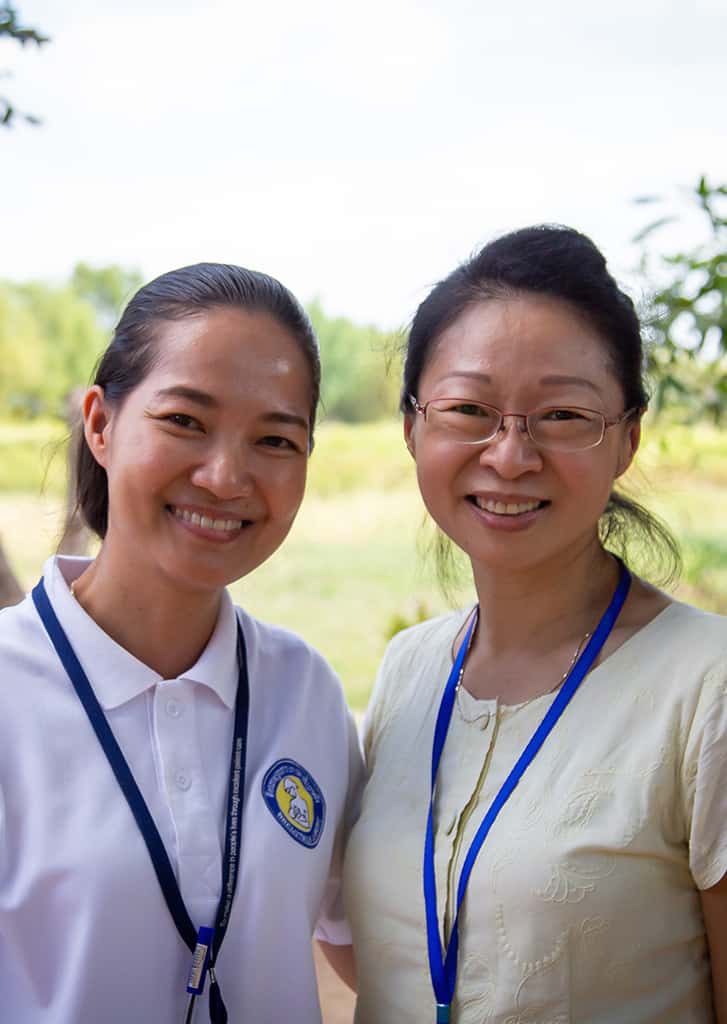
[0,556,363,1023]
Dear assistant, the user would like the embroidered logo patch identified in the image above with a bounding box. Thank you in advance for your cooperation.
[261,759,326,848]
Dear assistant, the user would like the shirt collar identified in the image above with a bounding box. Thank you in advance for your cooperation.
[43,556,239,711]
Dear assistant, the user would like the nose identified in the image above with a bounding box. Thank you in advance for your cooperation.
[190,441,255,500]
[478,414,543,478]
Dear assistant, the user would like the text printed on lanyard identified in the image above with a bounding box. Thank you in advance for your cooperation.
[32,579,250,1024]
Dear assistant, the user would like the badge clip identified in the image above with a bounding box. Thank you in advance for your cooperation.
[186,925,215,996]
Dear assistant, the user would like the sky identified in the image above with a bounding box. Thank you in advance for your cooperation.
[2,0,726,329]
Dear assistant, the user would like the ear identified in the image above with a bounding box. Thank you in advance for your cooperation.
[614,413,642,479]
[403,413,416,458]
[82,386,114,469]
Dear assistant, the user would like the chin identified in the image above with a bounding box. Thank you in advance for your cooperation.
[158,557,238,594]
[463,538,556,574]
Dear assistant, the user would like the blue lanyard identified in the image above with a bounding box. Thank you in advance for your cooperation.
[32,579,249,1024]
[424,562,631,1023]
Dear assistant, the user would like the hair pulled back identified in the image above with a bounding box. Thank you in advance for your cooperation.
[403,224,679,583]
[76,262,320,539]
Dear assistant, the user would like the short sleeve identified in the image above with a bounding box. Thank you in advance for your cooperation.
[359,632,404,770]
[313,709,364,944]
[682,663,727,889]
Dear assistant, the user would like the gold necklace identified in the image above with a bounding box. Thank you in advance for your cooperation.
[456,625,593,700]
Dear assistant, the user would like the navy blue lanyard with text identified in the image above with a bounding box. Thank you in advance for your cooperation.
[424,562,631,1023]
[31,578,249,1024]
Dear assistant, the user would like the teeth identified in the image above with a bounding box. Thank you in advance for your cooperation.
[171,506,243,531]
[476,498,541,515]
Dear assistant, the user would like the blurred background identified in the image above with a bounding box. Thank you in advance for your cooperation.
[2,0,727,711]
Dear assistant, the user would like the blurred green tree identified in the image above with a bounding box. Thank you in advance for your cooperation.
[0,281,104,416]
[307,300,401,422]
[635,177,727,422]
[71,263,143,327]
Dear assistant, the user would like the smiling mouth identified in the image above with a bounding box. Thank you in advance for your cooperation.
[167,504,253,532]
[469,497,549,516]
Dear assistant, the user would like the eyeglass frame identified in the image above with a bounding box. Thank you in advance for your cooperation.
[406,395,642,452]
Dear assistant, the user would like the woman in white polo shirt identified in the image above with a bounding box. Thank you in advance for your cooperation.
[0,263,362,1023]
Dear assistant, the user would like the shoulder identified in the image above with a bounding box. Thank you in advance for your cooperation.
[380,608,473,674]
[235,604,333,672]
[0,592,46,668]
[612,598,727,716]
[363,608,472,745]
[233,604,348,711]
[620,594,727,661]
[618,600,727,770]
[642,599,727,674]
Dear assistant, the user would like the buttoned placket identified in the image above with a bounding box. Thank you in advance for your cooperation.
[153,679,223,929]
[433,689,500,937]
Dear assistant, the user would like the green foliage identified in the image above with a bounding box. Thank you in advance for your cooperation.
[307,420,415,496]
[71,263,143,326]
[384,600,432,641]
[0,281,105,416]
[636,176,727,420]
[0,4,49,127]
[307,299,401,422]
[0,288,46,413]
[0,419,65,493]
[0,271,401,426]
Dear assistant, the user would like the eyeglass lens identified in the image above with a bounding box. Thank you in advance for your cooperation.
[425,400,605,451]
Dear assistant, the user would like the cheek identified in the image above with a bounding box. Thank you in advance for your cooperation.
[560,453,617,509]
[105,437,181,511]
[272,463,308,516]
[414,445,462,512]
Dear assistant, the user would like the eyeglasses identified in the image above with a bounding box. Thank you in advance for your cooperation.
[407,396,639,453]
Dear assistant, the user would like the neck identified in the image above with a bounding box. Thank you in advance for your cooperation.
[70,548,222,679]
[470,537,618,659]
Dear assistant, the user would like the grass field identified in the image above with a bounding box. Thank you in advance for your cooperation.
[2,416,726,708]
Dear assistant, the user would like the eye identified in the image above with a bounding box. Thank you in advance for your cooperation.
[541,407,589,422]
[440,401,490,417]
[164,413,203,430]
[259,434,306,453]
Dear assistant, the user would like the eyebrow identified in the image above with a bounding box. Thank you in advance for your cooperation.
[260,411,310,431]
[153,386,309,430]
[539,374,603,394]
[436,371,493,388]
[438,372,602,394]
[154,385,218,407]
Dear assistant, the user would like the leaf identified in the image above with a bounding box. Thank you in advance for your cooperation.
[632,216,677,244]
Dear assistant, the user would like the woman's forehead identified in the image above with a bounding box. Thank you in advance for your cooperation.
[126,309,313,420]
[423,295,615,386]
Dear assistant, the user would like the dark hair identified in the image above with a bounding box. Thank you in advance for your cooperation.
[403,224,680,585]
[77,262,320,538]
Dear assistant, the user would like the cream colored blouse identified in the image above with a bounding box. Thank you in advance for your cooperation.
[343,601,727,1023]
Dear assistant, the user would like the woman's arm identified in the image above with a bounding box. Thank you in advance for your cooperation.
[317,940,357,991]
[702,873,727,1022]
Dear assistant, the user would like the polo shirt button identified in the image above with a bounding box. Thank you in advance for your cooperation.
[166,699,183,718]
[175,771,192,791]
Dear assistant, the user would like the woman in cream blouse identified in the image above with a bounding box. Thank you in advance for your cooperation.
[343,225,727,1023]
